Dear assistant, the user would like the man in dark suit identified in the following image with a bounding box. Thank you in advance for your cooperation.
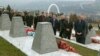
[98,24,100,30]
[49,14,59,35]
[26,13,33,27]
[8,10,14,21]
[74,16,88,44]
[34,13,39,30]
[22,11,28,25]
[38,12,46,22]
[34,12,46,29]
[22,14,26,25]
[59,15,66,38]
[45,13,53,22]
[88,24,93,31]
[0,10,2,16]
[64,16,73,39]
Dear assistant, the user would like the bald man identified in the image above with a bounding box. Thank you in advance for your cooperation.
[74,15,88,44]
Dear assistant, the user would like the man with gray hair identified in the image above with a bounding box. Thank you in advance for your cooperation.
[74,15,88,44]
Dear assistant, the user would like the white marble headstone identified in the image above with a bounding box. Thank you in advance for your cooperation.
[85,29,96,44]
[0,14,11,30]
[9,16,26,37]
[32,22,58,54]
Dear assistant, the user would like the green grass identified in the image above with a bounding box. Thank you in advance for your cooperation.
[0,36,98,56]
[57,38,98,56]
[0,37,26,56]
[96,30,100,35]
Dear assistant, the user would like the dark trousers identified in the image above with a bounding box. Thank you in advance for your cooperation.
[60,30,71,39]
[27,23,32,27]
[62,33,67,38]
[53,27,56,35]
[76,35,85,44]
[65,31,71,39]
[62,32,71,39]
[59,30,63,38]
[26,21,33,27]
[66,34,71,39]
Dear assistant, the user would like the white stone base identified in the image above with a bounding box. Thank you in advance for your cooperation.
[0,31,81,56]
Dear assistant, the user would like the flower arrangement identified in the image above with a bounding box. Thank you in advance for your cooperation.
[25,27,35,36]
[57,40,77,53]
[91,36,100,44]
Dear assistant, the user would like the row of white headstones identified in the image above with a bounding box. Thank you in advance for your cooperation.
[0,13,59,54]
[0,13,100,55]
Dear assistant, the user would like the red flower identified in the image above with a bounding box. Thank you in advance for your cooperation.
[57,40,77,53]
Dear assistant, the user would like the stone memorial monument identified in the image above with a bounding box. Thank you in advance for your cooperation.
[85,29,96,44]
[0,14,11,30]
[32,22,58,54]
[10,16,26,37]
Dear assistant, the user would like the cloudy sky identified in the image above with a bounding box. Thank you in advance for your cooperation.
[0,0,95,10]
[0,0,95,5]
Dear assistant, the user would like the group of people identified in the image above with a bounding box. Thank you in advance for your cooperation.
[34,12,59,35]
[74,16,88,44]
[0,9,89,44]
[58,15,88,44]
[0,9,34,27]
[33,12,88,44]
[22,12,34,27]
[0,9,3,16]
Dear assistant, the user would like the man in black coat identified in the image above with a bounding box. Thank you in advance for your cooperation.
[64,16,73,39]
[22,14,26,25]
[88,24,93,31]
[8,11,14,21]
[74,16,88,44]
[59,15,66,38]
[49,15,59,35]
[26,13,33,27]
[98,24,100,30]
[34,12,46,30]
[0,10,2,16]
[34,13,40,30]
[38,12,46,22]
[45,13,53,22]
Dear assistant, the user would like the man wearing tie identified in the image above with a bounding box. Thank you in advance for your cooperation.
[59,15,66,38]
[74,15,87,44]
[49,15,59,35]
[64,16,73,39]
